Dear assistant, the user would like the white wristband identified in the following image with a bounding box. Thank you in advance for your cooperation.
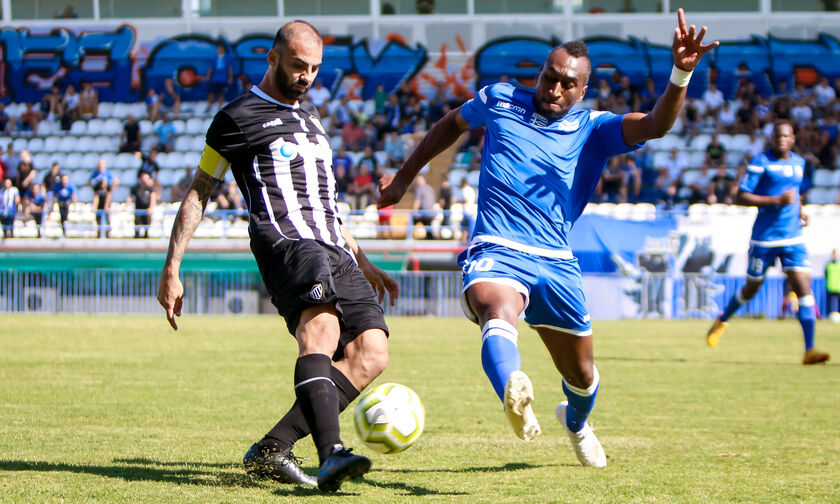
[669,65,693,87]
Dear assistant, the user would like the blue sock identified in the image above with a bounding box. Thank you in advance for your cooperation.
[719,288,748,322]
[480,319,521,403]
[562,365,600,433]
[797,294,816,351]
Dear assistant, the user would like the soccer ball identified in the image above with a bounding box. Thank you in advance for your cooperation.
[354,382,424,454]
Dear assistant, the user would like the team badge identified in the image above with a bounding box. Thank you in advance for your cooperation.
[309,283,323,300]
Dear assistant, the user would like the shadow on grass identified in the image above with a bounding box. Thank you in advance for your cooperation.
[378,461,571,473]
[112,457,235,468]
[599,355,802,366]
[0,459,262,488]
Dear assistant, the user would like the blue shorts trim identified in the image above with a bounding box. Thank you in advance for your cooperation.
[746,242,811,280]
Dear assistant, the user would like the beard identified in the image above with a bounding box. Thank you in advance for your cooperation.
[274,65,311,101]
[532,97,569,121]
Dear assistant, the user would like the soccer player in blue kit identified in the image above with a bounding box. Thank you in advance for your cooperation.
[379,9,717,467]
[706,121,830,365]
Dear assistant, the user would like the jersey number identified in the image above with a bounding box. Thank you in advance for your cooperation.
[464,257,495,273]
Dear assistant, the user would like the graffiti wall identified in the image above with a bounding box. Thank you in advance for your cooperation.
[3,24,840,104]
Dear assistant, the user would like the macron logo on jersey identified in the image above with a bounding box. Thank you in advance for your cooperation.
[495,101,527,116]
[262,117,283,128]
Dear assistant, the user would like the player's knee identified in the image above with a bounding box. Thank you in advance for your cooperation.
[564,361,596,389]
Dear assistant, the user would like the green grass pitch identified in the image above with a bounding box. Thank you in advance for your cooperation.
[1,315,838,503]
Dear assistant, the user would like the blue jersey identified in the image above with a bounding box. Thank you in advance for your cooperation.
[739,150,805,246]
[55,183,76,205]
[460,83,642,256]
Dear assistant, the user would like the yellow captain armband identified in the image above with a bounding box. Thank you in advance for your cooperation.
[198,144,231,180]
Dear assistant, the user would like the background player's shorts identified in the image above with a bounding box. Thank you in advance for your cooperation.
[258,239,388,360]
[209,82,227,95]
[458,241,592,336]
[747,242,811,280]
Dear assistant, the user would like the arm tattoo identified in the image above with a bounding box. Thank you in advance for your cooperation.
[163,170,215,270]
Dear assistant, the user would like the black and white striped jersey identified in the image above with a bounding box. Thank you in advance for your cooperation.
[198,86,349,262]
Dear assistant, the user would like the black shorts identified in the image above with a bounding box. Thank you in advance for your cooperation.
[209,82,227,95]
[258,239,388,360]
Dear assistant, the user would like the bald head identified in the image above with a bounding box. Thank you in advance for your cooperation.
[273,20,322,52]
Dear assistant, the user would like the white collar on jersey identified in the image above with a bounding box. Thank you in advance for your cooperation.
[251,85,300,109]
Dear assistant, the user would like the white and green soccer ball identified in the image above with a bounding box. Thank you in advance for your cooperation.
[354,382,424,454]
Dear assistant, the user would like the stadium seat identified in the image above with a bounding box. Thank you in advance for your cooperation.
[77,185,94,203]
[174,135,193,152]
[813,169,834,187]
[12,137,28,152]
[158,168,179,186]
[680,169,703,186]
[80,153,100,170]
[26,137,45,153]
[138,120,154,136]
[448,168,468,189]
[76,136,96,153]
[86,119,104,135]
[725,150,745,165]
[32,152,51,169]
[185,118,205,135]
[330,136,343,150]
[162,152,184,170]
[652,150,671,168]
[58,136,77,153]
[190,136,205,151]
[466,170,481,187]
[71,169,89,187]
[171,119,186,135]
[70,120,87,135]
[729,134,751,151]
[687,151,706,167]
[95,135,119,152]
[102,119,122,136]
[99,152,117,169]
[97,102,114,118]
[112,186,130,203]
[65,153,83,170]
[119,169,138,187]
[689,134,712,151]
[631,202,656,221]
[182,151,201,168]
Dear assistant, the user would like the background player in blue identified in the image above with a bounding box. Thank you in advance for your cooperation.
[706,121,830,365]
[379,9,717,467]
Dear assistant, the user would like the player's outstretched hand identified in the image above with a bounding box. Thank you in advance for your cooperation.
[672,8,719,72]
[377,172,407,209]
[157,271,184,330]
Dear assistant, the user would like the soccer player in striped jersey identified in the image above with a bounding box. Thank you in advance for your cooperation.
[707,121,830,365]
[379,9,716,467]
[157,21,399,492]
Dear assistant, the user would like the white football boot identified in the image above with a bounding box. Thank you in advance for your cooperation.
[555,401,606,467]
[503,370,541,441]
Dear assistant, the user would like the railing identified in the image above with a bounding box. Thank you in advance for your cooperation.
[0,268,830,319]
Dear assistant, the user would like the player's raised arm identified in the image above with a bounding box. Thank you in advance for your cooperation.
[157,169,216,330]
[341,225,400,306]
[377,107,471,208]
[621,8,719,146]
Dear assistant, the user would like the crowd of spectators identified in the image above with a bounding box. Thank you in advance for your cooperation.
[2,68,840,240]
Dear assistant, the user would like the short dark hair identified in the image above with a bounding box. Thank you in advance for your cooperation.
[562,40,589,59]
[273,20,322,50]
[774,119,795,133]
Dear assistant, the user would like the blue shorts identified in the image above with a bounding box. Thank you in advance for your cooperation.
[458,242,592,336]
[747,242,811,280]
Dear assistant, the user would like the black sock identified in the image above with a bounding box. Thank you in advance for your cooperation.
[293,354,342,465]
[264,366,360,450]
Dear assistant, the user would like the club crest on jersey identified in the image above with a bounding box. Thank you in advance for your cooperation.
[309,283,323,300]
[262,117,283,128]
[278,142,298,159]
[529,113,548,127]
[557,118,580,132]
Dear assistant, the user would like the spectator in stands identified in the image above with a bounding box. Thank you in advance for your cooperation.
[18,103,41,136]
[145,88,161,122]
[598,156,627,203]
[214,180,244,216]
[416,0,435,13]
[384,130,405,167]
[307,79,331,108]
[348,163,376,210]
[42,161,62,200]
[342,117,367,152]
[333,145,354,177]
[384,93,403,131]
[595,79,613,111]
[91,178,111,238]
[23,183,46,238]
[155,114,177,153]
[90,157,119,192]
[334,164,352,203]
[438,178,453,227]
[682,97,701,135]
[332,94,355,127]
[0,103,11,135]
[791,97,813,126]
[206,43,233,109]
[136,149,161,196]
[3,144,21,182]
[120,115,142,153]
[54,4,78,18]
[412,174,436,239]
[61,83,81,129]
[638,78,659,113]
[79,82,99,119]
[736,98,758,133]
[54,173,76,237]
[373,83,387,115]
[0,156,4,182]
[170,166,193,202]
[357,145,378,176]
[162,77,182,117]
[702,81,725,119]
[718,101,737,133]
[40,84,63,121]
[660,148,687,187]
[686,163,715,204]
[237,73,253,95]
[746,132,767,158]
[13,150,36,196]
[0,177,19,238]
[710,163,735,204]
[129,172,156,238]
[705,133,726,165]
